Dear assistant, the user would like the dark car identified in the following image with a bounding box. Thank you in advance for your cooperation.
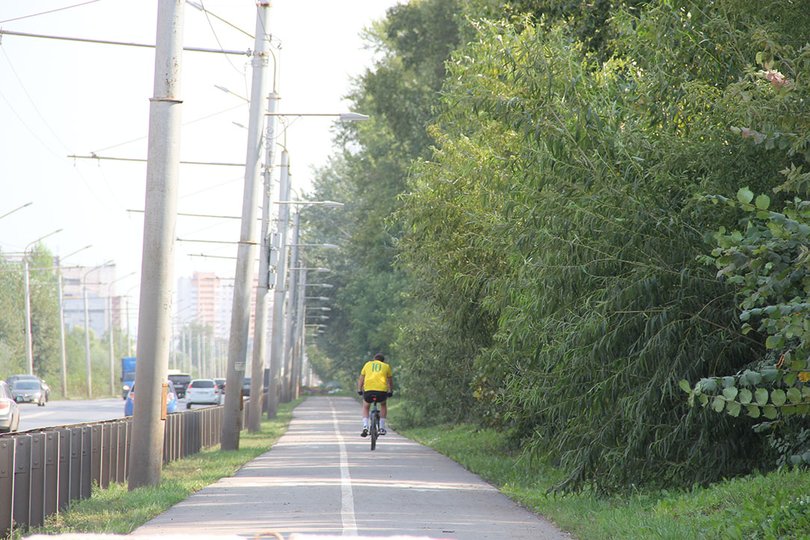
[11,379,46,406]
[242,377,251,397]
[6,374,49,401]
[214,378,226,394]
[168,373,192,399]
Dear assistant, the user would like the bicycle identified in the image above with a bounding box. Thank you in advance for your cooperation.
[369,394,382,451]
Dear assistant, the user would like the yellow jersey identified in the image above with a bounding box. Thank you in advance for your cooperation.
[360,360,392,392]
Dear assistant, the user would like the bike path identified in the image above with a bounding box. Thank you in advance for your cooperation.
[132,396,570,539]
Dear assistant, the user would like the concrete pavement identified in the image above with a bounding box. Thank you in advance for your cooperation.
[130,396,571,540]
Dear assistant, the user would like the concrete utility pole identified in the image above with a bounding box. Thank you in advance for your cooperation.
[291,266,307,398]
[267,149,291,417]
[129,0,186,490]
[221,1,272,450]
[247,89,279,432]
[284,212,302,401]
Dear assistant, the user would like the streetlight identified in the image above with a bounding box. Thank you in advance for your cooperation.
[226,99,364,430]
[266,112,369,122]
[108,272,136,396]
[22,228,63,375]
[0,201,32,221]
[83,260,114,398]
[56,244,92,397]
[254,124,358,423]
[274,200,342,403]
[284,251,337,400]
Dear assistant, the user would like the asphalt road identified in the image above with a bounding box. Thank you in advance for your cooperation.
[133,396,570,540]
[14,397,125,431]
[12,396,221,432]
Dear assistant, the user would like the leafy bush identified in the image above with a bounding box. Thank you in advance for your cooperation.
[683,42,810,468]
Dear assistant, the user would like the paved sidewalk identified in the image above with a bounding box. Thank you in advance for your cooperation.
[131,397,571,540]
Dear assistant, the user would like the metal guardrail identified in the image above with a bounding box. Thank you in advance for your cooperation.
[0,401,251,538]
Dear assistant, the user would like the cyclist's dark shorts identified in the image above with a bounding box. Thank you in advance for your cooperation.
[363,390,388,404]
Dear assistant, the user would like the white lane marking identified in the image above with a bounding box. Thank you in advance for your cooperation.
[331,400,357,536]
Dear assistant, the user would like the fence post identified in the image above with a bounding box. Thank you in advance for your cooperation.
[29,433,46,527]
[0,438,14,538]
[44,431,59,518]
[57,428,72,511]
[12,436,32,532]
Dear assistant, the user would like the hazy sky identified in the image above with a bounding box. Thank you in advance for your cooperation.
[0,0,400,307]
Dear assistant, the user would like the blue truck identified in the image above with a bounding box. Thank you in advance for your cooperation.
[121,356,136,399]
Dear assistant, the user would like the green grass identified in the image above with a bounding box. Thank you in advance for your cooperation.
[12,400,300,538]
[395,419,810,540]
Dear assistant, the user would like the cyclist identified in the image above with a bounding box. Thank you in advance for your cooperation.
[357,353,393,437]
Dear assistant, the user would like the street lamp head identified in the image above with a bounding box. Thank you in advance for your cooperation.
[274,200,345,208]
[25,228,64,253]
[265,112,369,122]
[288,243,340,249]
[338,112,369,122]
[290,267,330,272]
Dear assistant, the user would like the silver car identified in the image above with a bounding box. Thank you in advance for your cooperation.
[11,379,46,406]
[0,381,21,433]
[185,378,221,409]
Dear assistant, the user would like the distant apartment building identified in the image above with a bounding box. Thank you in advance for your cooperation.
[61,264,122,338]
[176,272,258,341]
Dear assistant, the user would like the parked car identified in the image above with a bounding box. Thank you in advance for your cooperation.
[124,381,179,417]
[242,377,251,397]
[0,381,21,433]
[6,374,49,401]
[167,373,192,399]
[11,379,46,406]
[185,379,221,409]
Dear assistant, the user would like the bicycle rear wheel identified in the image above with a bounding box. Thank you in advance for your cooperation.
[370,410,379,450]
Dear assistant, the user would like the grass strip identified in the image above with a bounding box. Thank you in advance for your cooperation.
[14,400,300,538]
[398,421,810,539]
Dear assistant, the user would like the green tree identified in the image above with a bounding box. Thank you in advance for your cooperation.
[305,0,464,382]
[398,1,809,491]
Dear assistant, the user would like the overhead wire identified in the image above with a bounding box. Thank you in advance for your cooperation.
[193,0,250,88]
[90,103,248,154]
[0,62,101,204]
[0,46,70,153]
[0,0,102,24]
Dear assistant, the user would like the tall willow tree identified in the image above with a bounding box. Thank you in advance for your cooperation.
[398,0,810,490]
[305,0,465,385]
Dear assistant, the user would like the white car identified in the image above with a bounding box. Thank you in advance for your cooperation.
[0,381,21,433]
[185,378,221,409]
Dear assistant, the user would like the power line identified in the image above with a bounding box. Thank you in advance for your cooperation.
[89,103,247,154]
[0,47,70,152]
[69,154,245,167]
[0,0,102,24]
[189,0,251,77]
[0,29,250,56]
